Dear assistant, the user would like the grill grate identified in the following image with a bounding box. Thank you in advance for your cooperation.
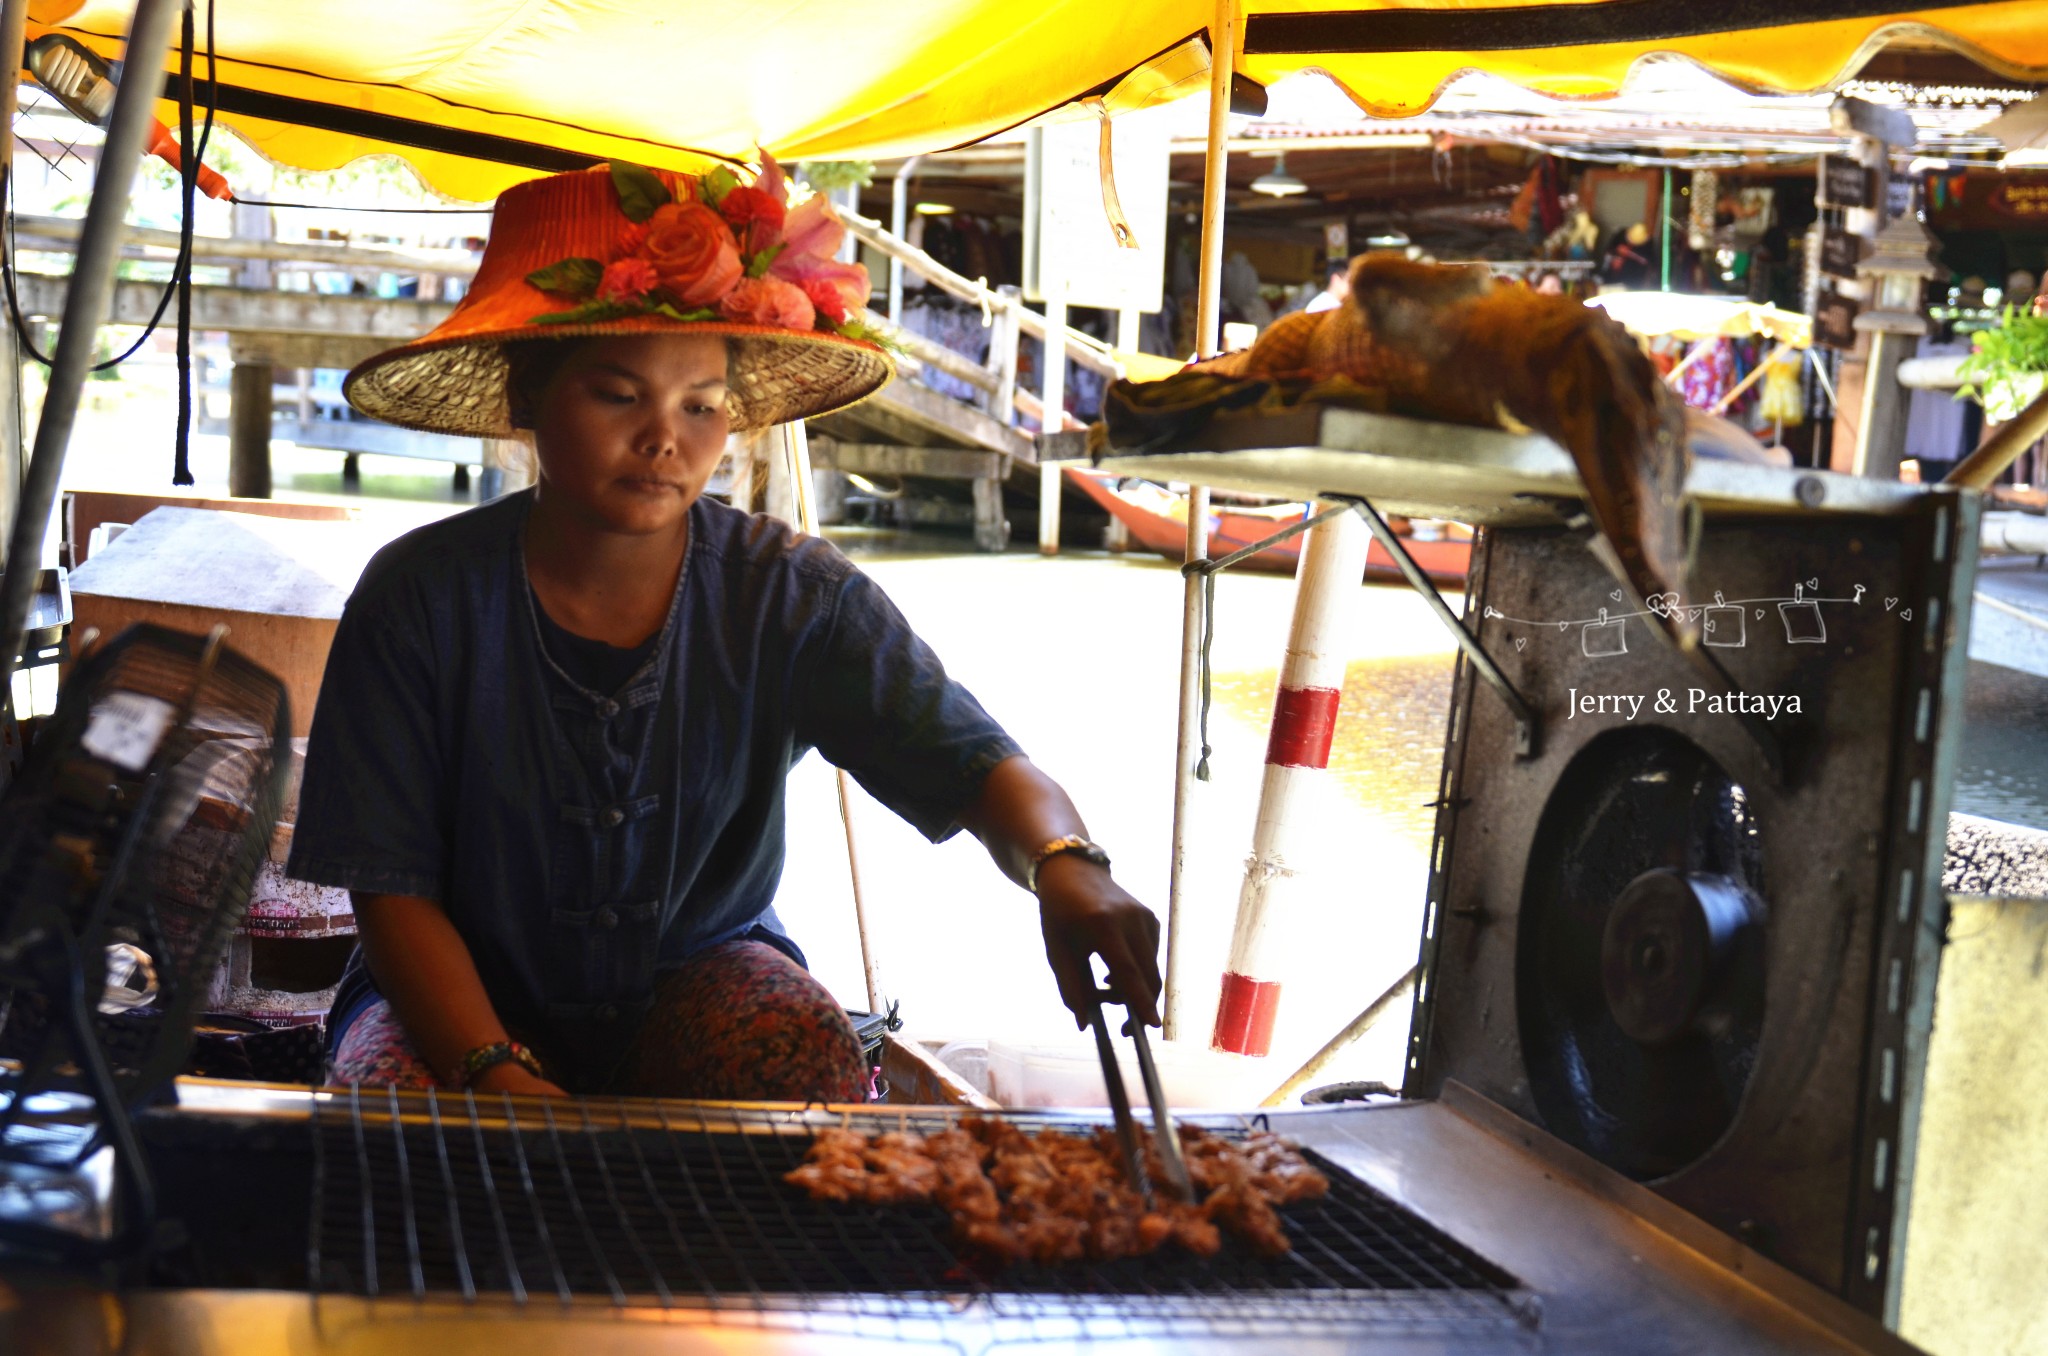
[302,1089,1532,1337]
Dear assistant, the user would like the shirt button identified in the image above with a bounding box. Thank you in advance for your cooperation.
[596,908,618,931]
[596,699,619,719]
[603,806,625,828]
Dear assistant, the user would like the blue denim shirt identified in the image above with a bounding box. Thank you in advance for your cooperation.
[288,491,1020,1074]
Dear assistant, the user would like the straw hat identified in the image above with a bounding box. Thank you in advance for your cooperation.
[345,159,892,435]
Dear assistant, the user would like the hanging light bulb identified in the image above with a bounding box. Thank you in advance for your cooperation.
[26,34,233,200]
[1250,152,1308,198]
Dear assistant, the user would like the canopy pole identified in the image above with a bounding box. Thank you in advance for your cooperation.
[0,0,30,574]
[0,0,182,699]
[1165,0,1237,1040]
[784,418,885,1016]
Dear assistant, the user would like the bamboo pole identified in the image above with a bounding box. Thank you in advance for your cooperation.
[1164,0,1236,1039]
[783,420,884,1016]
[1260,965,1419,1108]
[1946,385,2048,491]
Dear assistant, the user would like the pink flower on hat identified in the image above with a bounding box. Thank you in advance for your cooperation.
[596,256,658,304]
[718,276,815,330]
[799,275,853,326]
[642,201,743,307]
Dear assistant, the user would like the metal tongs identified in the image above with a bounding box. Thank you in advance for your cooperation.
[1087,991,1194,1206]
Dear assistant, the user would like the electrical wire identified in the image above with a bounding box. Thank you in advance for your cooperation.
[226,199,491,214]
[1,3,218,375]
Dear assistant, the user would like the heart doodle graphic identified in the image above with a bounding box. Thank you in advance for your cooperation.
[1514,637,1527,652]
[1885,597,1898,610]
[1755,609,1765,619]
[1646,592,1682,619]
[1900,608,1913,621]
[1609,589,1623,603]
[1807,577,1819,590]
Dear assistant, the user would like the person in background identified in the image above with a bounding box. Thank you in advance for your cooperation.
[1304,257,1352,313]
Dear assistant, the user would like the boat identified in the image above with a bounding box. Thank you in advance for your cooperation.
[1065,467,1471,584]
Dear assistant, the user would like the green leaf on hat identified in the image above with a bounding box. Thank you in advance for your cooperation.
[531,298,642,326]
[610,161,673,223]
[525,257,604,296]
[649,303,719,322]
[700,165,742,207]
[744,243,786,279]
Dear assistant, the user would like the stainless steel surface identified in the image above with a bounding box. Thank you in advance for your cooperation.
[1087,999,1151,1206]
[1096,406,1933,525]
[1127,1020,1193,1203]
[2,1086,1925,1354]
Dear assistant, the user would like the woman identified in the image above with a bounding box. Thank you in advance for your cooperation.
[289,159,1160,1100]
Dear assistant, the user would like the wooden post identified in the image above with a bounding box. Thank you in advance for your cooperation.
[1853,330,1915,480]
[973,474,1008,553]
[987,288,1022,425]
[228,361,274,499]
[1038,286,1068,555]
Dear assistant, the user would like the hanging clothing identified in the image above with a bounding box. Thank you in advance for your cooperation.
[1905,337,1975,469]
[1673,337,1738,412]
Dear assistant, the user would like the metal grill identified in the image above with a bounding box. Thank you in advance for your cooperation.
[304,1089,1534,1338]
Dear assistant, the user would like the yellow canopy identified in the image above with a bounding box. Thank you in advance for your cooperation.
[25,1,2048,202]
[1590,291,1814,347]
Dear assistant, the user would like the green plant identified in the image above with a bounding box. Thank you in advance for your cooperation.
[1955,305,2048,421]
[797,160,875,192]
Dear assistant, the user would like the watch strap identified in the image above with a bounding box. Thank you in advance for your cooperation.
[1025,834,1112,895]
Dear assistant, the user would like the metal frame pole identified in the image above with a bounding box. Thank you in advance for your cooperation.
[1164,0,1236,1038]
[0,0,183,696]
[0,0,31,568]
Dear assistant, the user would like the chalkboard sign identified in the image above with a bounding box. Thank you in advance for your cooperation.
[1821,155,1872,209]
[1820,228,1864,279]
[1814,288,1861,351]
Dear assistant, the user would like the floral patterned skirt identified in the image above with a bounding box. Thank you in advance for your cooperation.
[329,939,868,1102]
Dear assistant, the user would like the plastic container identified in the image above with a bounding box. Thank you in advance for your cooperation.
[985,1037,1271,1109]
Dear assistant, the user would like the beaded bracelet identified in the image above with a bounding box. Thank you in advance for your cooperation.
[457,1040,544,1089]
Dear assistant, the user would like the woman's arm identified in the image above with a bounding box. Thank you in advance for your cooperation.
[352,892,566,1096]
[956,755,1163,1029]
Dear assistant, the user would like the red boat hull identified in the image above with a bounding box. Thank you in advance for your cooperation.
[1066,468,1470,584]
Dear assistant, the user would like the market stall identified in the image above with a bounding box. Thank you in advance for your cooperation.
[3,4,2048,1354]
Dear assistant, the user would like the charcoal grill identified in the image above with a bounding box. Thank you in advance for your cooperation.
[131,1087,1533,1345]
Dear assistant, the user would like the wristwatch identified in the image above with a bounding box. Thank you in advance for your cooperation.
[1025,834,1112,895]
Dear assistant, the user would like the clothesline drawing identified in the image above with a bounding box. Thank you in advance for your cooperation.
[1483,582,1916,657]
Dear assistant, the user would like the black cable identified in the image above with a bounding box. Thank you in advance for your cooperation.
[171,4,195,484]
[0,4,218,376]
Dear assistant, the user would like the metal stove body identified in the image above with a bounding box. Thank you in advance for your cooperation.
[1407,477,1977,1322]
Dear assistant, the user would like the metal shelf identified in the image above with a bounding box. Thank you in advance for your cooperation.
[1095,406,1940,523]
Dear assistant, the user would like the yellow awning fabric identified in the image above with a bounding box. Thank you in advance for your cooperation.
[23,2,2048,203]
[1589,291,1813,347]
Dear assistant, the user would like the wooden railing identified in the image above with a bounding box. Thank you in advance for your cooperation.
[843,211,1119,434]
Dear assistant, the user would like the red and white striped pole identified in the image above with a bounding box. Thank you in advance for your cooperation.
[1211,506,1369,1057]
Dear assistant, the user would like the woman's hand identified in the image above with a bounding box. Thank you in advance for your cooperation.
[1035,852,1163,1030]
[958,755,1165,1029]
[469,1062,570,1098]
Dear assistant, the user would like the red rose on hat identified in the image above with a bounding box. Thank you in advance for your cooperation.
[718,276,815,330]
[641,201,743,307]
[718,185,787,255]
[596,257,659,304]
